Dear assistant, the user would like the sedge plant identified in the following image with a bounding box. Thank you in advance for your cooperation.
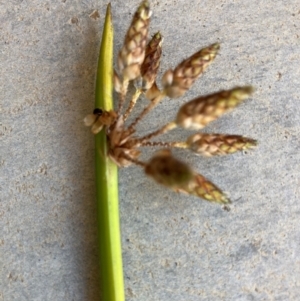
[86,1,257,300]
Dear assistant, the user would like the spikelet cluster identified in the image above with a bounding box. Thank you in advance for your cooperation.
[84,1,257,204]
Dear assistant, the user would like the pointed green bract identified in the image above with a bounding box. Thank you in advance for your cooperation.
[95,4,125,301]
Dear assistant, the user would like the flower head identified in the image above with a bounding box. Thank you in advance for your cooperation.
[84,1,257,204]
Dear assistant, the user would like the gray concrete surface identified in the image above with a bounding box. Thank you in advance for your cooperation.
[1,1,300,300]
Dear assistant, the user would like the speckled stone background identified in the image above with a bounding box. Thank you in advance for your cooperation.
[1,1,300,300]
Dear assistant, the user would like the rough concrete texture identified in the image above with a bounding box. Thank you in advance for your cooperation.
[1,0,300,300]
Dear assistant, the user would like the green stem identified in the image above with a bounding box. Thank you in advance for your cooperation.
[95,4,124,301]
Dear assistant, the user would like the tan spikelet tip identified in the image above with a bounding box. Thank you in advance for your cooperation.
[139,1,151,20]
[232,86,254,99]
[209,43,220,52]
[192,174,231,204]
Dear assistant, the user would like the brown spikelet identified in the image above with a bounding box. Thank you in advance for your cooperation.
[187,133,257,156]
[144,149,194,189]
[140,32,163,91]
[162,43,220,98]
[176,86,254,130]
[118,0,151,80]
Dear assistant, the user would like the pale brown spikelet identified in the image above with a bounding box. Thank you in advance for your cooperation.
[176,86,254,130]
[162,43,220,98]
[140,32,163,91]
[187,133,257,156]
[118,0,151,80]
[145,149,194,189]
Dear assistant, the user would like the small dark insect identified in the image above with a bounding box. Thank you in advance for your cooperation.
[84,1,257,204]
[93,108,103,115]
[223,205,231,212]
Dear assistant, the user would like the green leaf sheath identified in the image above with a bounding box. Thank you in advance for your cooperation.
[95,4,125,301]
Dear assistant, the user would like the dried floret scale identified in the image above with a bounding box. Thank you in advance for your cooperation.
[85,1,257,204]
